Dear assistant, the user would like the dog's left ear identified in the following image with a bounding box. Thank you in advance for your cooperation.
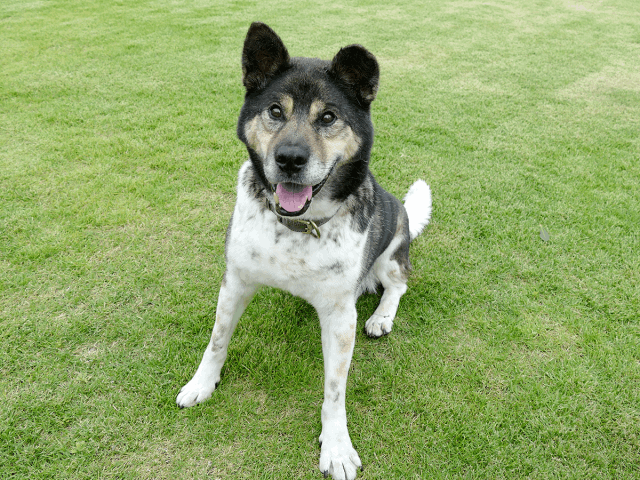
[242,22,290,92]
[329,45,379,105]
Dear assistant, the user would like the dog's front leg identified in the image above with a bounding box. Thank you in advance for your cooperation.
[317,300,362,480]
[177,270,256,408]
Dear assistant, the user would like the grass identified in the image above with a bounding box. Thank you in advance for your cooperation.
[1,0,639,478]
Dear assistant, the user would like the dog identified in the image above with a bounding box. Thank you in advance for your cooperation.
[176,22,432,480]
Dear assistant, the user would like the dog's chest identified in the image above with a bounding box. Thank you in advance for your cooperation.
[226,199,365,298]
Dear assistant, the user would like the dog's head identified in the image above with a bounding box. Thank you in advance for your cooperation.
[237,22,379,217]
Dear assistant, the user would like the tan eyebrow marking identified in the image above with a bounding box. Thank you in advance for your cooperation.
[280,94,294,117]
[309,99,327,120]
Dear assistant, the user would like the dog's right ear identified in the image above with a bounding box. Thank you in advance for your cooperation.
[242,22,290,92]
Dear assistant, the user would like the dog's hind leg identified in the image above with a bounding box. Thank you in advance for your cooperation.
[177,270,256,408]
[364,181,430,338]
[364,225,411,338]
[364,256,409,338]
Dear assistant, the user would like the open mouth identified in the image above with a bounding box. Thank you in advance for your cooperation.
[272,176,328,217]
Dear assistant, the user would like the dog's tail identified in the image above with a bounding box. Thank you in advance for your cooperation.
[403,179,432,241]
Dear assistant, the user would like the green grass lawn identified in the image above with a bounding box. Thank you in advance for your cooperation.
[2,0,639,478]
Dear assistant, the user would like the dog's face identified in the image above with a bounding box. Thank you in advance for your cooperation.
[237,23,379,217]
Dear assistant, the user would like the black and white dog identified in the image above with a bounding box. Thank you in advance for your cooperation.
[177,23,432,480]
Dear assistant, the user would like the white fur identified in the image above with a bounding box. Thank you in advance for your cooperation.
[177,162,430,480]
[403,179,432,241]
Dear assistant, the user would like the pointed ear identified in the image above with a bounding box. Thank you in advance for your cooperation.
[242,22,290,92]
[329,45,379,105]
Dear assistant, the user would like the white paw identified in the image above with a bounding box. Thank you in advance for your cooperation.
[364,313,393,338]
[176,376,219,408]
[319,433,362,480]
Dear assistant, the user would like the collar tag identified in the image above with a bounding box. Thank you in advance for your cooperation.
[298,219,321,239]
[265,198,327,239]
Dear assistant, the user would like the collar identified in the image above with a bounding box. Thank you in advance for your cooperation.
[265,198,333,239]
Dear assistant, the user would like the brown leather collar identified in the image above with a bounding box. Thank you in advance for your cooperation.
[265,199,333,239]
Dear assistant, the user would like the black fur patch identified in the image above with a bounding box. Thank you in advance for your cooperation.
[329,45,379,106]
[241,23,290,92]
[328,261,345,274]
[390,210,412,274]
[360,176,402,276]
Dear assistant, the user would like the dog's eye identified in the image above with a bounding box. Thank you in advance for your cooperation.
[269,105,283,119]
[321,111,336,125]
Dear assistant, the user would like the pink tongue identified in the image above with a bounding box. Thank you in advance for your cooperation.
[276,184,312,212]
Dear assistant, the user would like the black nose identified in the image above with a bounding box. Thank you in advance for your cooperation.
[275,143,309,175]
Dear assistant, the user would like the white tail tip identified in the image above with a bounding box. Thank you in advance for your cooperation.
[403,179,432,241]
